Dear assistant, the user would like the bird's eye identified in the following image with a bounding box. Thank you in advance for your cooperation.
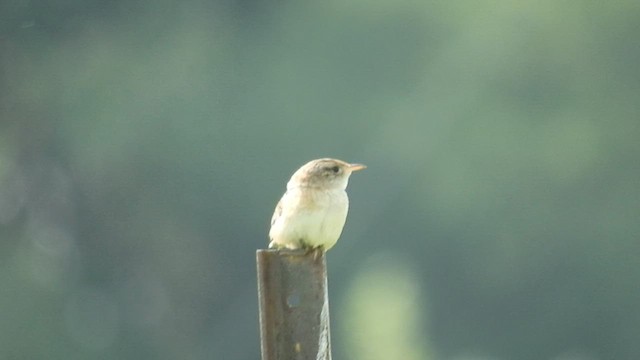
[330,166,340,173]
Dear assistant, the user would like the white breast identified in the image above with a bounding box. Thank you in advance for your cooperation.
[269,188,349,250]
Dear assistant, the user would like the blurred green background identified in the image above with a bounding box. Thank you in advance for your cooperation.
[1,0,639,359]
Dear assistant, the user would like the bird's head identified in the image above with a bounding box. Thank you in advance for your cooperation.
[287,158,366,190]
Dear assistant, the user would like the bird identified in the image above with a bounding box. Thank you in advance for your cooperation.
[268,158,366,252]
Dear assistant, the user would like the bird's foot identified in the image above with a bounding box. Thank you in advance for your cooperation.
[306,247,324,262]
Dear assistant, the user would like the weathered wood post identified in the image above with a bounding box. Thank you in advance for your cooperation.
[256,249,332,360]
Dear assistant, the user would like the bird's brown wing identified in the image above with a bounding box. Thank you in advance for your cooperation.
[270,197,283,227]
[268,197,284,246]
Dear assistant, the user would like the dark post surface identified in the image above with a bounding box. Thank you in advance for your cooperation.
[256,249,331,360]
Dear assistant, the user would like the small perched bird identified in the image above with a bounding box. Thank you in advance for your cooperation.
[269,158,366,251]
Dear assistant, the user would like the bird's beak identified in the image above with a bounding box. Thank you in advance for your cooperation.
[348,163,367,172]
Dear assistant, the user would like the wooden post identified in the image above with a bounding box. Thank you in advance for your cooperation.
[256,249,332,360]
